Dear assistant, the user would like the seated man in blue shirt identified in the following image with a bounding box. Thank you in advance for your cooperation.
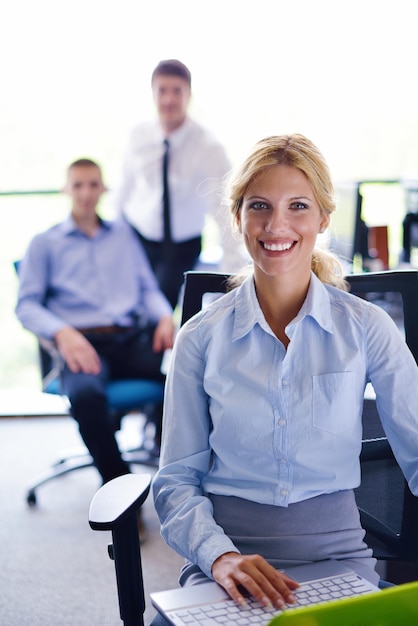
[16,158,174,484]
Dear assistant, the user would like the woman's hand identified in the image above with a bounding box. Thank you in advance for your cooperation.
[212,552,299,610]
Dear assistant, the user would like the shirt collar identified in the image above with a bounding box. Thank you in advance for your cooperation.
[232,274,271,340]
[232,271,333,341]
[289,272,334,334]
[162,117,192,149]
[59,215,112,236]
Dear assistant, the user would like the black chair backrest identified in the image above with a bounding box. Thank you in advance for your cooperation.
[181,269,418,562]
[181,272,232,326]
[345,270,418,561]
[346,270,418,364]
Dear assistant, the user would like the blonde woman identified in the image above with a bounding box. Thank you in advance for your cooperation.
[152,135,418,622]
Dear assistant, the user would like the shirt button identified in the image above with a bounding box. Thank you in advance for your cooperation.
[283,380,289,386]
[280,488,288,496]
[278,419,286,426]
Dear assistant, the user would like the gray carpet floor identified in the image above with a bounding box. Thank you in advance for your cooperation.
[1,413,183,625]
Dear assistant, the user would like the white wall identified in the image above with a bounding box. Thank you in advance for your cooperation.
[2,0,418,191]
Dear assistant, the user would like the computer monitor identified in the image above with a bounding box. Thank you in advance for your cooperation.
[331,180,406,271]
[329,182,359,271]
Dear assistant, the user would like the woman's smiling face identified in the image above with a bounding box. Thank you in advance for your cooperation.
[238,164,329,282]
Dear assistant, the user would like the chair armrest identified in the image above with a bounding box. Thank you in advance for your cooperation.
[89,473,151,530]
[37,336,62,392]
[89,474,151,626]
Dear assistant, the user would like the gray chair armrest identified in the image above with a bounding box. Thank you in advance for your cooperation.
[89,473,151,530]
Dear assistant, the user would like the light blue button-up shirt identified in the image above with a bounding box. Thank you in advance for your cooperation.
[15,216,172,339]
[153,272,418,578]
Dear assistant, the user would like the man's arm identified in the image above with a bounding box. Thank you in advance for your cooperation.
[111,130,138,217]
[152,315,174,352]
[15,235,69,339]
[122,224,174,351]
[15,234,101,373]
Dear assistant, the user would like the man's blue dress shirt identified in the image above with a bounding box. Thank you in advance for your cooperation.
[153,272,418,578]
[16,216,172,339]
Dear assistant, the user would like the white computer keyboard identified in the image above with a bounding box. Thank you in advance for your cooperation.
[167,572,375,625]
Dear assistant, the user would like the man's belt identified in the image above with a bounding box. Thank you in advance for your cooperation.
[76,325,134,335]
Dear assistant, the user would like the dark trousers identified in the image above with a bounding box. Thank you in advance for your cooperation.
[138,234,201,309]
[60,326,164,483]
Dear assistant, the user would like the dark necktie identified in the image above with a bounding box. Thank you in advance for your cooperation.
[162,138,172,243]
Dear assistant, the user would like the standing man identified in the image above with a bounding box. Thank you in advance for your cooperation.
[16,158,174,484]
[115,59,242,308]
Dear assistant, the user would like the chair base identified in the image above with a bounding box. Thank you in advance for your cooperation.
[25,384,163,506]
[26,451,94,505]
[25,436,159,506]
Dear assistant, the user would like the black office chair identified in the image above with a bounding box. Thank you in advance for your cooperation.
[345,272,418,552]
[89,269,418,626]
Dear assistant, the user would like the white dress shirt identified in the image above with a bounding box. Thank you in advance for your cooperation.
[153,272,418,577]
[114,117,245,270]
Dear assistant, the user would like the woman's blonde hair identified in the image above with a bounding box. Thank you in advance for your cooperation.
[227,134,347,290]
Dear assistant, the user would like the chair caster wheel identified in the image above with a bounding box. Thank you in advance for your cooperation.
[27,490,37,506]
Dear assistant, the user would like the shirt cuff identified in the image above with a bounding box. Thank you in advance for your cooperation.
[196,534,241,580]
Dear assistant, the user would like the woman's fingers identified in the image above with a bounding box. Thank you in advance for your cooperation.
[212,552,299,609]
[260,566,299,608]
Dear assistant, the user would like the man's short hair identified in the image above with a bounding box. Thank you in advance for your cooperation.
[151,59,191,87]
[68,158,100,171]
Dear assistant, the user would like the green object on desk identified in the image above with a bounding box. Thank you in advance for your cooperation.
[270,580,418,625]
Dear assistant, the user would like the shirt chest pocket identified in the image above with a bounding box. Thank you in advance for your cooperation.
[312,372,356,434]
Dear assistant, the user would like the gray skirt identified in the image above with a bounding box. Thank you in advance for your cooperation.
[179,490,379,587]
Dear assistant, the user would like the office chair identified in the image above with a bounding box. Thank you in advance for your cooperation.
[89,269,418,626]
[25,337,164,505]
[13,261,165,506]
[345,271,418,564]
